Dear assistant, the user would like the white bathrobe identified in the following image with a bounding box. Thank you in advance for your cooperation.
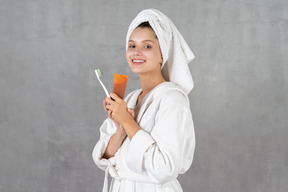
[93,82,195,192]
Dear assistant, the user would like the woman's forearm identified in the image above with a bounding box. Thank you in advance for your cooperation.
[102,129,126,159]
[122,117,141,140]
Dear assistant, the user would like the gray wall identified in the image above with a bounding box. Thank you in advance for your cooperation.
[0,0,287,191]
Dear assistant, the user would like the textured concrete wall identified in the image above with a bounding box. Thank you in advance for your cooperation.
[0,0,287,191]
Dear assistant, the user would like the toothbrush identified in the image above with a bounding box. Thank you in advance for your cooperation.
[95,69,110,97]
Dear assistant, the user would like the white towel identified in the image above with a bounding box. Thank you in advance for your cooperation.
[126,9,195,94]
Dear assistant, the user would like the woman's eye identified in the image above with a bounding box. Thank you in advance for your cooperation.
[129,45,136,48]
[144,45,152,48]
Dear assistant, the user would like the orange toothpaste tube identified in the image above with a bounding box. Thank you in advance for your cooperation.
[113,74,129,99]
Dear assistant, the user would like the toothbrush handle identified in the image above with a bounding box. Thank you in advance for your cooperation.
[97,76,110,98]
[100,80,110,98]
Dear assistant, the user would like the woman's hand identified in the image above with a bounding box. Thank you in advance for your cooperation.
[104,92,140,140]
[103,100,125,137]
[103,93,135,136]
[104,93,134,125]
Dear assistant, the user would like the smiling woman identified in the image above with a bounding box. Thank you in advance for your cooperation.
[126,25,164,81]
[92,9,196,192]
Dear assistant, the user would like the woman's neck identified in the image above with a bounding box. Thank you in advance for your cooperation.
[138,72,166,95]
[136,74,165,105]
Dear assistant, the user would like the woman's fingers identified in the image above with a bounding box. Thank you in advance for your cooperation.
[109,92,121,102]
[103,100,113,120]
[104,93,129,123]
[105,96,114,105]
[108,110,113,119]
[103,100,109,113]
[105,93,127,110]
[127,108,135,119]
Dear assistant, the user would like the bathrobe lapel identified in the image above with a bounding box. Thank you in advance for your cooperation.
[132,82,174,124]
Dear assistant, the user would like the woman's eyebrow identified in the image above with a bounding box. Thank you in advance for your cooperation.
[128,40,155,43]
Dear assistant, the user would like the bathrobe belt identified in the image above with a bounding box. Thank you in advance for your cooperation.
[103,164,174,192]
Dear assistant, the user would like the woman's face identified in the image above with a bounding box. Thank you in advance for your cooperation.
[126,27,163,75]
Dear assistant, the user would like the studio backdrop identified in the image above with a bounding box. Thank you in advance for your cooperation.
[0,0,287,192]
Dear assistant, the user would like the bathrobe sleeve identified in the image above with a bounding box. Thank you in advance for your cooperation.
[92,118,116,171]
[126,90,196,184]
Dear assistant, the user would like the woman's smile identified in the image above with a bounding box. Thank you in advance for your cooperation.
[132,59,146,65]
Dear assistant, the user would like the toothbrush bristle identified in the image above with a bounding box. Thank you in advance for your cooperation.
[97,69,102,77]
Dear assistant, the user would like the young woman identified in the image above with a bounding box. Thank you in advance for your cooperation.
[93,9,196,192]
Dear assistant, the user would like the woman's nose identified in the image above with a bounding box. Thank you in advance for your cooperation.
[133,48,141,55]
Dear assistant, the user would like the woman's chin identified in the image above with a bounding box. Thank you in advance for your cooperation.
[129,65,142,74]
[130,69,142,74]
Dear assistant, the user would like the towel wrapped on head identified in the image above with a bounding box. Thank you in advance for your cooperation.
[126,9,195,94]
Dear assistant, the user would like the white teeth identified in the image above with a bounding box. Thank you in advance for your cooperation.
[133,60,145,63]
